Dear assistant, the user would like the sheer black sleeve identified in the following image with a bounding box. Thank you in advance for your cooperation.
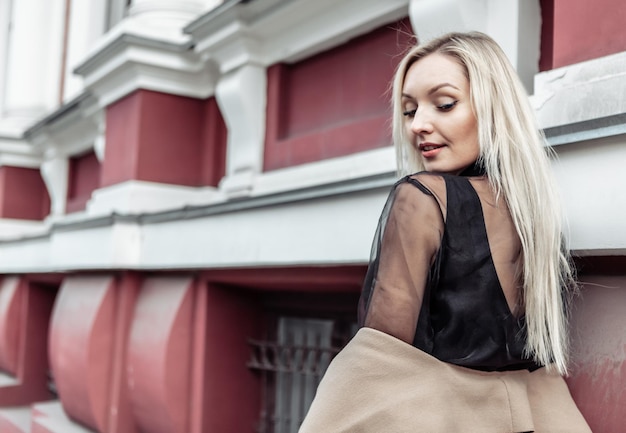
[358,176,444,344]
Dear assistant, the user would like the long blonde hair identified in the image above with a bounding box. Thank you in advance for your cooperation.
[392,31,574,375]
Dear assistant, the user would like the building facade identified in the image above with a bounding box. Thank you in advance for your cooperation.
[0,0,624,432]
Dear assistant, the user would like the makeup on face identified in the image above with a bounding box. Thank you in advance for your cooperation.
[401,53,480,175]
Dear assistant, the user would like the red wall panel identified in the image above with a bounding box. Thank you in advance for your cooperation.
[566,276,626,433]
[102,91,142,187]
[264,19,413,170]
[199,98,227,187]
[0,278,56,406]
[541,0,626,70]
[66,151,100,214]
[0,167,49,220]
[102,90,226,188]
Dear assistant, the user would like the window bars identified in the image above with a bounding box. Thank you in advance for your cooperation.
[248,317,355,433]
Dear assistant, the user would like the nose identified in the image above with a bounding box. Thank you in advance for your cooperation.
[409,109,434,136]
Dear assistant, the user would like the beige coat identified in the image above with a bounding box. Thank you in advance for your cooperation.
[299,327,591,433]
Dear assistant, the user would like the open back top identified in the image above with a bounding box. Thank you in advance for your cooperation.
[358,165,540,371]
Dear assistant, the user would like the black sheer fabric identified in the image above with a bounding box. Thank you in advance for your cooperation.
[358,168,539,372]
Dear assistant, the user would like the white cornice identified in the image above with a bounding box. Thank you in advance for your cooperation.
[0,137,42,168]
[186,0,410,73]
[74,21,217,108]
[25,93,102,158]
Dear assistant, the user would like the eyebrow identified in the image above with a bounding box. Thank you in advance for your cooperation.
[428,83,460,94]
[402,82,460,99]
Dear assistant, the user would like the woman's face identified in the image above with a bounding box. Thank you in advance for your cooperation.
[401,52,480,175]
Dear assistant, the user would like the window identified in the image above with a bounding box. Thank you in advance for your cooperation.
[249,317,357,433]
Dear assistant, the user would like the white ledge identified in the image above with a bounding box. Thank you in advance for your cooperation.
[534,51,626,131]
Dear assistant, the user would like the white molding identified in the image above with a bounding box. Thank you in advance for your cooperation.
[408,0,541,92]
[0,116,41,139]
[0,137,42,168]
[27,95,102,159]
[533,50,626,131]
[86,180,222,216]
[70,0,223,108]
[252,146,396,197]
[0,186,388,273]
[0,219,48,240]
[129,0,207,17]
[75,32,216,107]
[187,0,410,73]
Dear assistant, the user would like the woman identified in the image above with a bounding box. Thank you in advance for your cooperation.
[299,32,591,432]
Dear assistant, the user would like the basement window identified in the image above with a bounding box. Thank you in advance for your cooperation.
[248,317,356,433]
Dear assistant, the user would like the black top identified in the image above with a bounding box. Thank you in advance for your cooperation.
[358,169,539,372]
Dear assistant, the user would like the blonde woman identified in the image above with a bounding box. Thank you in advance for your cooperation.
[300,32,591,432]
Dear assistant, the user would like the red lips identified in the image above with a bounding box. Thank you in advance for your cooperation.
[418,142,446,158]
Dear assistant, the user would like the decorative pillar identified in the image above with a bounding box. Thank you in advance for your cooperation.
[36,274,140,433]
[40,152,68,219]
[216,64,267,197]
[408,0,541,92]
[126,276,196,433]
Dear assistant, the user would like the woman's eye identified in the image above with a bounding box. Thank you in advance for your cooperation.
[402,108,417,117]
[437,101,458,111]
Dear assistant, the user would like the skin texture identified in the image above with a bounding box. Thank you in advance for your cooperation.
[401,53,480,175]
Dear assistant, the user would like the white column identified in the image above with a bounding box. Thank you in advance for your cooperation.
[216,64,267,197]
[408,0,540,92]
[2,0,65,127]
[0,0,12,118]
[128,0,207,26]
[62,0,108,102]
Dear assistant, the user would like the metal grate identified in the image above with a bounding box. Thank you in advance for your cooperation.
[248,318,354,433]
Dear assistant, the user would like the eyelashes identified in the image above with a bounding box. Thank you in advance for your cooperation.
[437,100,458,111]
[402,100,459,118]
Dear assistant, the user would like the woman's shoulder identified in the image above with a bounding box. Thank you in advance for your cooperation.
[394,171,447,213]
[397,171,446,198]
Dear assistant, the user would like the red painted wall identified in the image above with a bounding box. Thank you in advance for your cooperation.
[264,19,414,170]
[0,278,56,406]
[540,0,626,70]
[66,151,100,213]
[199,282,262,432]
[0,166,50,220]
[102,91,226,188]
[200,98,227,187]
[567,275,626,433]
